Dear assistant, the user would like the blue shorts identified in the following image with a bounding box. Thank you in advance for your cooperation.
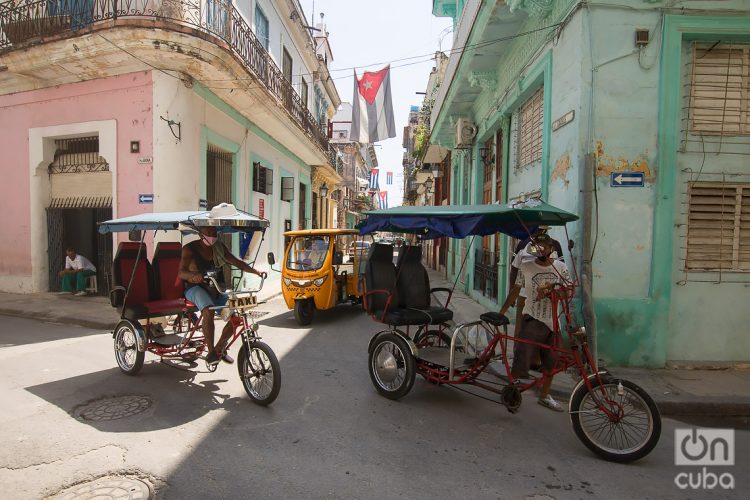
[185,286,228,312]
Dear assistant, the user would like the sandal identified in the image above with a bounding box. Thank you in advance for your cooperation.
[538,394,564,412]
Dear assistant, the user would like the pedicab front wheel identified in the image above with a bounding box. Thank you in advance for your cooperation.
[570,377,661,462]
[113,321,145,375]
[368,332,416,400]
[238,341,281,406]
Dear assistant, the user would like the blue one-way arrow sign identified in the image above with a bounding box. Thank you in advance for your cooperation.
[138,194,154,204]
[610,172,644,187]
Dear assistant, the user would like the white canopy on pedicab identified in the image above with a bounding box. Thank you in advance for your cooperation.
[98,203,269,233]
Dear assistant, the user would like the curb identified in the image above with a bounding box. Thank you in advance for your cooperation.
[657,400,750,417]
[546,386,750,417]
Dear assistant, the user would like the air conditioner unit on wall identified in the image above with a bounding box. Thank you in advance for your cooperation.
[455,118,477,148]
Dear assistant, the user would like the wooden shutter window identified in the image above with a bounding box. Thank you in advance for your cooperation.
[517,87,544,168]
[686,182,750,271]
[689,44,749,135]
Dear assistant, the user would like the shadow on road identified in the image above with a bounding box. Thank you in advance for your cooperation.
[25,360,281,432]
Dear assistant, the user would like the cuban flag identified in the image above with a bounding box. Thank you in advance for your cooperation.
[369,169,379,191]
[379,191,388,209]
[350,66,397,144]
[386,171,393,185]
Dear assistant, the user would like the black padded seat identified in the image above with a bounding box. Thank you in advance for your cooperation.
[396,245,453,325]
[480,312,510,327]
[363,243,399,321]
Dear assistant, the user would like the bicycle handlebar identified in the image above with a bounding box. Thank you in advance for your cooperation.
[204,270,266,295]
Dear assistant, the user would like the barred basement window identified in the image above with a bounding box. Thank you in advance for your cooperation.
[685,182,750,272]
[688,43,750,136]
[253,163,273,195]
[517,87,544,169]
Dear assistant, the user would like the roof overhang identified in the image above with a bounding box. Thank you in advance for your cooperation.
[430,2,527,148]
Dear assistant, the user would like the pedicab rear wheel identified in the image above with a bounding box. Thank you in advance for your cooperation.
[113,321,145,375]
[238,341,281,406]
[368,333,415,400]
[294,298,315,326]
[413,327,451,348]
[570,377,661,462]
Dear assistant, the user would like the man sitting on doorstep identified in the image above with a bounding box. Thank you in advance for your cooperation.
[58,246,96,296]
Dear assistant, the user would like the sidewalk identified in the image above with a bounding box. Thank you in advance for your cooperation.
[426,268,750,417]
[0,278,282,331]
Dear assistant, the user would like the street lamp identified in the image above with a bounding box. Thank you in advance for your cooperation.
[424,176,433,193]
[320,182,329,198]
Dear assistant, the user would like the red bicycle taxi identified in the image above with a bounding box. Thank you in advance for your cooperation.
[98,204,281,405]
[358,200,661,462]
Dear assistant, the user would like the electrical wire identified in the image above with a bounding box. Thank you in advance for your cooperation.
[199,23,562,85]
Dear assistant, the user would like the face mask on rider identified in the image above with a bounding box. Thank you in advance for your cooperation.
[201,234,218,246]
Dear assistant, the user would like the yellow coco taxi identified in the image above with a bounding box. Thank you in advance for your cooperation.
[281,229,367,325]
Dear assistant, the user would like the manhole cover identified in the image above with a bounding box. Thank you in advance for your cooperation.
[53,476,152,499]
[72,395,152,421]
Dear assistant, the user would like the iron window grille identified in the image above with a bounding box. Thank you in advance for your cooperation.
[206,145,233,209]
[48,136,108,174]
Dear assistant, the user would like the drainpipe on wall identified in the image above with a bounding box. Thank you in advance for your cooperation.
[581,2,598,365]
[581,152,597,364]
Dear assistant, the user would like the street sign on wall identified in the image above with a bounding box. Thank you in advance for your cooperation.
[610,172,645,187]
[259,198,265,219]
[138,194,154,204]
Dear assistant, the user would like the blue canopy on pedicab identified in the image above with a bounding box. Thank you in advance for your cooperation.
[357,200,578,240]
[98,204,269,234]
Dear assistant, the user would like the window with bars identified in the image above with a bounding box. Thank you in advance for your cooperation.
[48,136,108,174]
[516,87,544,169]
[688,43,750,136]
[685,182,750,272]
[206,145,233,209]
[253,163,273,195]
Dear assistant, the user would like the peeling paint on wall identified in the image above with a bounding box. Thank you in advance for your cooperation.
[595,141,652,180]
[550,152,571,187]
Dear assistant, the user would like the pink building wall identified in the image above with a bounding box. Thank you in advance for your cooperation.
[0,71,154,276]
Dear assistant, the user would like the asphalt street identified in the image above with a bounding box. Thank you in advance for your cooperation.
[1,299,748,499]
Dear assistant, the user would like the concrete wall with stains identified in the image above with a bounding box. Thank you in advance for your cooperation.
[586,6,660,301]
[545,12,585,256]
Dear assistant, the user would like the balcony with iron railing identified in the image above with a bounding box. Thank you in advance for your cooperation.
[0,0,331,157]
